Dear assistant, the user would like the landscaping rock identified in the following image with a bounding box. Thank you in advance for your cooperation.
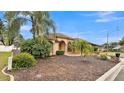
[12,56,117,81]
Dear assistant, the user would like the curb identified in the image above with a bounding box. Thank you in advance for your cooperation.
[96,62,122,81]
[96,59,124,81]
[1,66,14,81]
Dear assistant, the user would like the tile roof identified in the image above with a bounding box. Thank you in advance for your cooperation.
[48,33,74,40]
[48,33,100,47]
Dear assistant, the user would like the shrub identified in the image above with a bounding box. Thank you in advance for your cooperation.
[110,56,120,62]
[95,51,100,55]
[56,51,64,55]
[20,39,35,54]
[32,42,51,58]
[21,39,51,58]
[99,54,108,60]
[94,47,98,52]
[120,48,124,52]
[12,53,37,69]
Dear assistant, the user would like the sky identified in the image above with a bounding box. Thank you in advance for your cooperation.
[1,11,124,45]
[50,11,124,45]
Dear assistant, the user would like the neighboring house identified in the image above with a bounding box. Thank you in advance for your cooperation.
[48,33,100,55]
[112,45,122,50]
[112,45,124,52]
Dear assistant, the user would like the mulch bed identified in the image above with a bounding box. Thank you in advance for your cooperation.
[12,55,117,81]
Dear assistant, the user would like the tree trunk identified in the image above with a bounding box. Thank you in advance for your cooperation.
[31,16,36,40]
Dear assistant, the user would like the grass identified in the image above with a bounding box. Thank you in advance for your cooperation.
[0,52,11,81]
[100,52,124,58]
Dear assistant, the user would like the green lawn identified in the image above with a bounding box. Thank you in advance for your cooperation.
[0,52,11,81]
[100,52,124,58]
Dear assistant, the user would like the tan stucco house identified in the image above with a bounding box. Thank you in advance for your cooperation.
[48,33,100,55]
[48,33,74,55]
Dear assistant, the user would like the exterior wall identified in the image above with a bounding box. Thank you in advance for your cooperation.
[49,37,73,55]
[53,41,59,55]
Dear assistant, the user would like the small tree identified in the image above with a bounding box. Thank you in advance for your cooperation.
[83,44,94,56]
[68,39,93,56]
[75,39,93,57]
[68,41,77,53]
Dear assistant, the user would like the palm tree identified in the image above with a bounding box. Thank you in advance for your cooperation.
[3,11,26,45]
[20,11,56,41]
[68,41,77,53]
[76,40,87,56]
[75,39,93,57]
[5,12,26,45]
[13,34,24,47]
[0,18,5,45]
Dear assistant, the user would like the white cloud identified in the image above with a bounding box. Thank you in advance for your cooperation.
[96,16,124,23]
[81,11,124,23]
[20,25,31,31]
[18,14,30,19]
[94,34,122,44]
[82,11,115,17]
[100,29,108,32]
[80,13,97,17]
[96,12,124,23]
[97,11,115,17]
[96,18,110,22]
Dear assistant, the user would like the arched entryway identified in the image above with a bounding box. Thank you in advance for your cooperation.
[59,41,66,51]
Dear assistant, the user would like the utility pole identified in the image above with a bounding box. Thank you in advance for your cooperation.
[106,30,109,55]
[116,25,120,53]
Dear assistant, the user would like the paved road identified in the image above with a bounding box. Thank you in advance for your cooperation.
[114,58,124,81]
[115,68,124,81]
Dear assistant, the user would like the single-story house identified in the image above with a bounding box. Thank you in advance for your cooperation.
[48,33,100,55]
[112,45,122,50]
[112,45,124,52]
